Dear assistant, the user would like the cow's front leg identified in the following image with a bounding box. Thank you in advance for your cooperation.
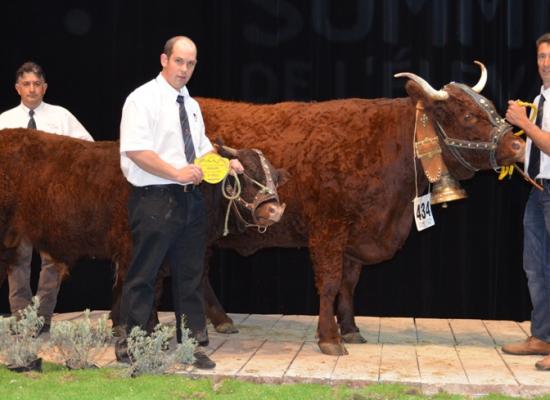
[309,224,348,356]
[336,257,366,343]
[0,262,6,290]
[203,273,238,334]
[110,277,125,336]
[201,247,238,333]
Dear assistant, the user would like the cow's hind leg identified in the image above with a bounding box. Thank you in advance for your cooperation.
[336,257,366,344]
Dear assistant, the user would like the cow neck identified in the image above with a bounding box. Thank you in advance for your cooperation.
[414,100,450,183]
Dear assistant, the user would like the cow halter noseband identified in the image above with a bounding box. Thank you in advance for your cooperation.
[222,149,280,236]
[433,83,512,172]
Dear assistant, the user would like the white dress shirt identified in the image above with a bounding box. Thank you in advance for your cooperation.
[0,101,93,141]
[120,73,213,186]
[525,86,550,179]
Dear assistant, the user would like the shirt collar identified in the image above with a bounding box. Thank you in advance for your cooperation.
[540,85,550,99]
[19,101,45,114]
[155,73,190,101]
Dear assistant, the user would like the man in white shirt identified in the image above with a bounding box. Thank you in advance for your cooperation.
[502,33,550,371]
[116,36,243,369]
[0,61,94,334]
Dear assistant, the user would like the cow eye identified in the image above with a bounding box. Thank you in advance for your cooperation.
[463,113,477,124]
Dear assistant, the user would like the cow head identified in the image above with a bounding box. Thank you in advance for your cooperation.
[217,144,288,232]
[396,62,524,180]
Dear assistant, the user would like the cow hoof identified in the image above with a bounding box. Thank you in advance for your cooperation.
[318,342,349,356]
[341,331,367,344]
[215,322,239,334]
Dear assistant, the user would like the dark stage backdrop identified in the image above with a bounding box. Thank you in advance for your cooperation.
[0,0,547,322]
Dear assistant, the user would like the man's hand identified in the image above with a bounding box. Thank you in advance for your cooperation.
[506,100,531,130]
[176,164,204,185]
[229,159,244,174]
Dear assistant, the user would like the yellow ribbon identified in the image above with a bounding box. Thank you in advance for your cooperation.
[498,100,538,180]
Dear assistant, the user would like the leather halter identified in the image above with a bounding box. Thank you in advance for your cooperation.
[223,149,280,234]
[433,83,512,172]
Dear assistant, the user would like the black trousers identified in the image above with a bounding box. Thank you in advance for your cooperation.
[119,184,208,337]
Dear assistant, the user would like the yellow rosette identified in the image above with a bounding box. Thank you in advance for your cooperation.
[194,153,230,184]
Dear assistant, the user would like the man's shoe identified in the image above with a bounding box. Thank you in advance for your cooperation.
[193,349,216,369]
[502,336,550,355]
[536,355,550,371]
[115,338,131,364]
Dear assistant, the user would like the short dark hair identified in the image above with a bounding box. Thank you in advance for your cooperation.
[536,33,550,50]
[15,61,46,83]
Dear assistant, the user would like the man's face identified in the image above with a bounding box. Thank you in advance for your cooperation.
[160,39,197,90]
[538,42,550,88]
[15,72,47,109]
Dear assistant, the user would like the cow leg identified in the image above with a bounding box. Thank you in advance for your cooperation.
[309,225,348,356]
[204,274,238,334]
[336,258,367,344]
[203,247,238,334]
[0,263,6,291]
[110,275,125,336]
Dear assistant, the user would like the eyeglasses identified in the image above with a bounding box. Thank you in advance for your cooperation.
[18,81,45,88]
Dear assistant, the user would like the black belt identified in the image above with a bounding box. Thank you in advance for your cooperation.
[134,184,197,193]
[535,178,550,186]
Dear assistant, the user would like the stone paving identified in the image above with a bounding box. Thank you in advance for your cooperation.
[29,311,550,397]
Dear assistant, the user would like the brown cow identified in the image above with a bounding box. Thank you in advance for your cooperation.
[196,63,525,355]
[0,129,287,325]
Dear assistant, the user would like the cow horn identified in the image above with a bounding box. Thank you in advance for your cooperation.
[394,72,449,100]
[471,60,487,93]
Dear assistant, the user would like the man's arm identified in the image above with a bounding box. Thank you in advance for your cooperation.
[506,100,550,155]
[126,150,204,185]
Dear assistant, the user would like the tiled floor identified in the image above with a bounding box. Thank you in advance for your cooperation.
[27,311,550,397]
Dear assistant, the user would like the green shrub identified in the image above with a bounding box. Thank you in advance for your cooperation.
[126,318,197,377]
[0,297,44,369]
[49,309,112,369]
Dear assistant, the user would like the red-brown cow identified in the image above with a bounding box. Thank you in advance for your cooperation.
[197,63,524,355]
[0,129,287,324]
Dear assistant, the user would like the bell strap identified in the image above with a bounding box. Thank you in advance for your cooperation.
[414,100,447,183]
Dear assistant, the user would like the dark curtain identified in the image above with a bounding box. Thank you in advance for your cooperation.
[0,0,547,321]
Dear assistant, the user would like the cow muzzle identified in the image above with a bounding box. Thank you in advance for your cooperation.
[496,132,525,166]
[254,201,286,226]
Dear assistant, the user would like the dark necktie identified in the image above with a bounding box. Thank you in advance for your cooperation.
[527,94,546,179]
[27,109,36,129]
[176,95,196,163]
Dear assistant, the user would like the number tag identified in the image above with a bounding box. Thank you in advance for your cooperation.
[413,193,435,231]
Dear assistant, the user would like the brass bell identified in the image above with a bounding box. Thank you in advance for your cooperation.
[431,172,467,208]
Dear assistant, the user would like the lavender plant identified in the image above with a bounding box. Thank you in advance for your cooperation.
[126,324,174,376]
[0,297,44,370]
[126,318,197,377]
[50,310,112,369]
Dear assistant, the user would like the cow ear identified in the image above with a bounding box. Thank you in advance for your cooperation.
[404,80,427,104]
[276,168,291,186]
